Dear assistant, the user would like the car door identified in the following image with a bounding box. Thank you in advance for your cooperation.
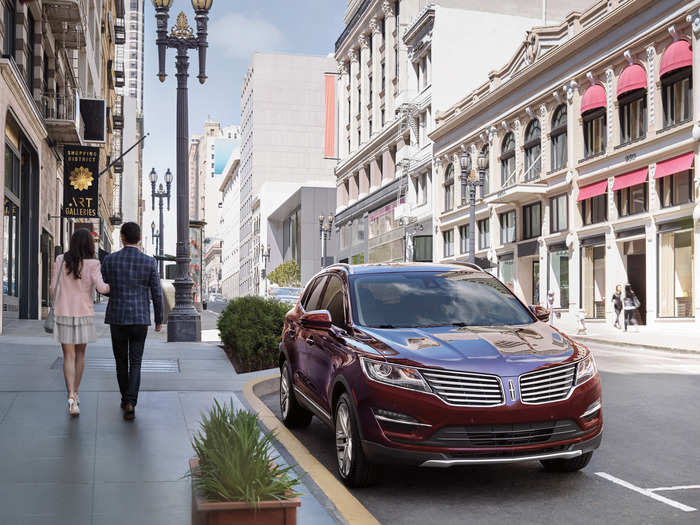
[305,274,349,414]
[294,275,328,399]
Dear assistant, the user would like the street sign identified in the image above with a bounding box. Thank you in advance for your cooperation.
[63,145,99,219]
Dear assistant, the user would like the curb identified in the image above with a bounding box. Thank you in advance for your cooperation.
[572,335,700,355]
[243,374,382,525]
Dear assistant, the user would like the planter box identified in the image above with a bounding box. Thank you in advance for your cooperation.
[190,458,300,525]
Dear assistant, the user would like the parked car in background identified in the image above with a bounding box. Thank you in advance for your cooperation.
[269,286,302,305]
[278,263,602,487]
[208,293,226,303]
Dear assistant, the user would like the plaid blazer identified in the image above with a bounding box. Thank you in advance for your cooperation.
[102,246,163,326]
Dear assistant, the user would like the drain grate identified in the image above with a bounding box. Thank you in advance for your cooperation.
[51,357,180,373]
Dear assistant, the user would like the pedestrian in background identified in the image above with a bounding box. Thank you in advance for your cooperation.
[546,290,556,325]
[50,229,110,417]
[623,284,640,332]
[612,284,623,329]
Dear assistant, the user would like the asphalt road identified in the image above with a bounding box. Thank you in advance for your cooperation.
[205,300,228,314]
[261,342,700,525]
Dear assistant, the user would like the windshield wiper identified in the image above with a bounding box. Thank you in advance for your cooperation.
[450,322,468,327]
[375,324,397,329]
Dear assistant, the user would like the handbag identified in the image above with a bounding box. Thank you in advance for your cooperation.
[633,295,641,309]
[44,261,64,334]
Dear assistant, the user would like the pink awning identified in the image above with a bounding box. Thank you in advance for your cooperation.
[660,40,692,77]
[654,152,695,180]
[577,179,608,202]
[580,84,606,115]
[617,64,647,97]
[324,74,336,158]
[612,167,648,191]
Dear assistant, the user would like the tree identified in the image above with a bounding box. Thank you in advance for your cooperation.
[267,260,301,287]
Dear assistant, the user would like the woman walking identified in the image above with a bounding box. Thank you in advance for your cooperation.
[612,284,623,329]
[623,284,640,332]
[50,229,110,416]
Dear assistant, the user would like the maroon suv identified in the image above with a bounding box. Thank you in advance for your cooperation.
[278,263,602,487]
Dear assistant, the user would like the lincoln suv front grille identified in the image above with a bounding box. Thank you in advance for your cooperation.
[519,362,576,404]
[421,369,504,407]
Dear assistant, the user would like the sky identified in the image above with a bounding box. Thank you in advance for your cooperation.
[141,0,345,257]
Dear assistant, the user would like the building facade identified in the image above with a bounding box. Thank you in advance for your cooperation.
[0,0,120,327]
[333,0,589,267]
[219,151,240,298]
[239,53,337,296]
[431,0,700,328]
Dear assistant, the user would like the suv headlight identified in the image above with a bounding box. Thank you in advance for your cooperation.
[360,357,431,393]
[575,355,597,386]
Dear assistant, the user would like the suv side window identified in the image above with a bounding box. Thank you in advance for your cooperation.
[302,276,328,312]
[320,275,347,327]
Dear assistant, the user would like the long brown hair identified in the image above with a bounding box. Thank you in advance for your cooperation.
[64,229,95,279]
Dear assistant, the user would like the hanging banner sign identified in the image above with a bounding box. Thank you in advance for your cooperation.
[64,145,99,218]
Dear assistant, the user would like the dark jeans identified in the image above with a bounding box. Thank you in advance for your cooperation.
[110,325,149,406]
[624,309,638,331]
[614,307,622,327]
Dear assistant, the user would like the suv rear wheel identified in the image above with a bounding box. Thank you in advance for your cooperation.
[280,361,312,428]
[335,393,380,487]
[541,451,593,472]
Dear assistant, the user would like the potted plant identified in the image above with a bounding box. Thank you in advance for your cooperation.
[188,400,301,525]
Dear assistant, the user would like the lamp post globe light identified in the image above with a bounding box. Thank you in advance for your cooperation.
[150,168,172,278]
[152,0,213,341]
[460,146,488,265]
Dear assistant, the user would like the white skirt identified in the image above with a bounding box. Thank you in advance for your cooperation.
[54,316,97,345]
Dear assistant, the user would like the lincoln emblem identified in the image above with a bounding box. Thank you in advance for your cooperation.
[508,380,516,402]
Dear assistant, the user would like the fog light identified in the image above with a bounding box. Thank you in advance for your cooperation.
[373,408,431,427]
[580,399,601,419]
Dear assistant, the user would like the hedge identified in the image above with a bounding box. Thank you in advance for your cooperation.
[217,296,290,373]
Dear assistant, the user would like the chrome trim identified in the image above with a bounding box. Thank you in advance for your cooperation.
[418,367,506,408]
[373,414,433,428]
[580,400,602,418]
[519,362,578,405]
[293,386,332,422]
[420,449,582,468]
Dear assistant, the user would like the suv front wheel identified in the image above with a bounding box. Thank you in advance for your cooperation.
[335,393,379,487]
[280,361,312,428]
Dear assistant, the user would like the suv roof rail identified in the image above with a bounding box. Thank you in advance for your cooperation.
[454,262,482,271]
[325,263,353,274]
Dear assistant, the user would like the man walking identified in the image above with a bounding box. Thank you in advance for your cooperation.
[102,222,163,420]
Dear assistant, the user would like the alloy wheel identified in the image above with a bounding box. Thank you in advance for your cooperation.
[336,403,353,477]
[280,367,290,419]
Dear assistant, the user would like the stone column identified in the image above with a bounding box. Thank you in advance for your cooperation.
[337,61,347,158]
[370,155,381,190]
[513,119,522,184]
[370,17,382,134]
[687,8,700,323]
[605,68,616,152]
[382,146,395,183]
[349,50,359,151]
[382,0,396,117]
[358,165,369,199]
[349,172,359,202]
[646,45,658,134]
[359,34,370,144]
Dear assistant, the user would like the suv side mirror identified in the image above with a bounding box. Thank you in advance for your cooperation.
[300,310,332,330]
[529,305,550,322]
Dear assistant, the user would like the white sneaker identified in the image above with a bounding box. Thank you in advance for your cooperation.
[68,398,80,417]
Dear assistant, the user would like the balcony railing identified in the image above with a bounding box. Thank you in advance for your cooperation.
[43,0,88,49]
[41,91,85,144]
[113,96,123,129]
[115,18,126,45]
[114,60,125,88]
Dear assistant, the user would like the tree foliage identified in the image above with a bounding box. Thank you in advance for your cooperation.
[267,260,301,287]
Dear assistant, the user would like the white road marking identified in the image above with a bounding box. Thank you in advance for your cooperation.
[595,472,697,512]
[650,485,700,492]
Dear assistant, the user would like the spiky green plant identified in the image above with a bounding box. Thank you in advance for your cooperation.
[188,400,300,507]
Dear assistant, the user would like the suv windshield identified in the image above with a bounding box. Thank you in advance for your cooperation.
[350,270,534,328]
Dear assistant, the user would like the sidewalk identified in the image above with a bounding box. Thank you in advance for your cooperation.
[0,306,340,525]
[554,316,700,354]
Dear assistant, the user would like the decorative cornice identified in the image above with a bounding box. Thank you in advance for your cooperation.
[381,0,394,17]
[646,46,655,126]
[369,17,380,35]
[686,9,700,37]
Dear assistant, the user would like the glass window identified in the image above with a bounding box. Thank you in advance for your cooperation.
[551,105,567,172]
[549,248,569,309]
[350,271,534,328]
[443,163,454,212]
[582,194,607,225]
[523,120,541,181]
[583,108,606,158]
[413,235,432,262]
[321,276,347,327]
[658,230,694,318]
[3,0,16,58]
[619,90,646,144]
[658,171,693,208]
[25,10,34,91]
[616,183,647,217]
[500,132,515,187]
[3,197,19,298]
[498,257,514,290]
[478,218,490,250]
[303,276,327,311]
[582,245,606,318]
[459,224,469,254]
[499,210,516,244]
[523,202,542,239]
[550,194,568,233]
[443,229,454,257]
[662,68,692,128]
[480,144,490,197]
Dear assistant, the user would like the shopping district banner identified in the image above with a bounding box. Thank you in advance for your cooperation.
[64,145,99,218]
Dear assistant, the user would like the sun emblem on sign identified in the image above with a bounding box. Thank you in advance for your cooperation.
[69,166,94,191]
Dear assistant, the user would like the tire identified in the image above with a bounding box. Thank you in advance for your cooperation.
[541,451,593,472]
[279,361,312,428]
[334,393,380,487]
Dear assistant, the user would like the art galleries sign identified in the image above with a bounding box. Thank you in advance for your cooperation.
[64,145,99,218]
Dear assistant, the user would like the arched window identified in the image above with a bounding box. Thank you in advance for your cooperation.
[480,144,490,197]
[500,132,515,187]
[550,104,567,171]
[581,84,606,158]
[660,40,692,129]
[618,64,647,144]
[443,163,454,212]
[523,120,541,181]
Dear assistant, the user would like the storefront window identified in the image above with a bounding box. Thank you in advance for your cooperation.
[582,245,605,318]
[339,223,350,250]
[549,248,569,309]
[582,194,607,225]
[658,172,693,208]
[3,198,19,297]
[368,238,403,263]
[616,183,647,217]
[413,235,432,262]
[498,256,514,290]
[352,253,365,264]
[658,230,693,317]
[499,210,515,244]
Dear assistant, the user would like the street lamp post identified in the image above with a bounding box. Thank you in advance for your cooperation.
[149,167,172,277]
[261,244,270,297]
[319,215,334,268]
[152,0,213,341]
[151,220,160,260]
[460,146,488,265]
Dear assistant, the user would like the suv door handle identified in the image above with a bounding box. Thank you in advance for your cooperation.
[306,336,315,346]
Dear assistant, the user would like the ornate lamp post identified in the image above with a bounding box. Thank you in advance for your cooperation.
[261,244,271,297]
[152,0,212,341]
[150,220,160,259]
[319,215,334,268]
[149,167,172,277]
[460,146,488,265]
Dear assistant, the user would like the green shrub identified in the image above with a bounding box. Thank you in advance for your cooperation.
[189,399,299,506]
[267,260,301,287]
[217,296,290,372]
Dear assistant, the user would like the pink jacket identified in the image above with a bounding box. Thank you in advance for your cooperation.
[50,255,110,317]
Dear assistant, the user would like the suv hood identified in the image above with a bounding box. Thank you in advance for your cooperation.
[355,322,584,376]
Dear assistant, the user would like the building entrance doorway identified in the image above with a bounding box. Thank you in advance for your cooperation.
[623,239,646,325]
